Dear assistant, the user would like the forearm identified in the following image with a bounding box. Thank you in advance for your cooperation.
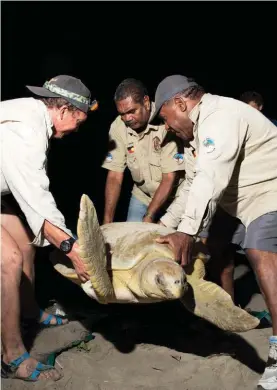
[103,171,124,223]
[43,219,89,282]
[43,219,73,248]
[146,173,176,218]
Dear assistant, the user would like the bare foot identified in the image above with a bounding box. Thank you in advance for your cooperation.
[3,356,62,381]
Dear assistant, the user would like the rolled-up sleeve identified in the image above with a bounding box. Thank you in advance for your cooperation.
[101,120,127,173]
[177,111,246,236]
[1,122,73,247]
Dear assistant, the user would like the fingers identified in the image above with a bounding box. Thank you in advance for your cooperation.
[155,236,167,243]
[79,272,90,283]
[180,251,188,267]
[77,269,90,283]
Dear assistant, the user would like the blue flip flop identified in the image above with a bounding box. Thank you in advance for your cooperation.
[1,351,62,382]
[39,309,68,327]
[249,310,272,325]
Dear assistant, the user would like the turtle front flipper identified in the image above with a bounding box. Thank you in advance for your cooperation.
[181,252,260,332]
[77,194,114,303]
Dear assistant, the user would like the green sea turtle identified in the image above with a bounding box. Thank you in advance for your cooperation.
[50,194,260,333]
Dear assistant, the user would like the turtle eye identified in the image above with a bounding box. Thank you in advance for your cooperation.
[156,275,162,284]
[155,274,164,286]
[174,280,181,285]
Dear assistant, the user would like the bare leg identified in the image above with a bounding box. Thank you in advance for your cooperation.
[1,226,61,380]
[219,251,235,302]
[249,249,277,389]
[205,240,235,301]
[246,249,277,335]
[1,209,67,325]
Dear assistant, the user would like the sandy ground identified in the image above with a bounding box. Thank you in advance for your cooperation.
[2,259,272,390]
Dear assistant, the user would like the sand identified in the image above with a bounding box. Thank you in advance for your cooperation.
[2,258,272,390]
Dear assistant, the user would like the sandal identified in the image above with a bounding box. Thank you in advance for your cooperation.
[39,309,68,327]
[248,310,272,325]
[1,351,62,382]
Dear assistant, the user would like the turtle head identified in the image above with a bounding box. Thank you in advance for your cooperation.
[140,258,187,300]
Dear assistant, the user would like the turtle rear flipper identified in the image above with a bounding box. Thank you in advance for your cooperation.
[181,256,260,332]
[77,194,114,303]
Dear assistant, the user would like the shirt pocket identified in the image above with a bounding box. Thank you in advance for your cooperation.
[149,154,162,182]
[127,155,142,183]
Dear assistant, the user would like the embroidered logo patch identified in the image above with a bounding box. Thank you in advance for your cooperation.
[153,136,161,152]
[105,152,113,162]
[173,153,184,164]
[203,137,215,153]
[127,143,135,154]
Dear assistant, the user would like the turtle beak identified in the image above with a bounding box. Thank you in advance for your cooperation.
[172,275,188,298]
[156,273,187,299]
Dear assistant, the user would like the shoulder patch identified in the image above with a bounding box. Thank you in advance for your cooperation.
[173,153,184,164]
[105,152,113,162]
[203,137,215,153]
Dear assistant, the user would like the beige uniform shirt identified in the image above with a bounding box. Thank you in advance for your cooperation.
[102,104,186,206]
[1,97,73,247]
[161,93,277,235]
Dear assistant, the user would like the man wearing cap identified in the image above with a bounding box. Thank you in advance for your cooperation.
[1,75,98,382]
[151,75,277,390]
[102,78,185,224]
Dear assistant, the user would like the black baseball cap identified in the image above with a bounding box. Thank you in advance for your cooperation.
[150,75,198,123]
[26,75,98,114]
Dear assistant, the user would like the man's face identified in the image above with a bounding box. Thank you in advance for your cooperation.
[248,100,263,111]
[159,97,194,141]
[116,96,151,131]
[53,107,87,138]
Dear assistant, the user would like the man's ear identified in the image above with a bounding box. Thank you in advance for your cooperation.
[174,96,187,112]
[143,95,151,111]
[59,105,69,119]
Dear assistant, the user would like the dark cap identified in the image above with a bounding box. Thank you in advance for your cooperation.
[150,75,198,123]
[26,75,98,114]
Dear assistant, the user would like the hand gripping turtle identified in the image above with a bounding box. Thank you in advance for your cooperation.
[51,194,259,332]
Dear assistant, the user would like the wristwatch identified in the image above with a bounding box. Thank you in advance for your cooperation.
[143,211,155,220]
[60,237,76,254]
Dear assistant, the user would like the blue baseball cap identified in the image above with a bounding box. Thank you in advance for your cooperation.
[150,75,198,123]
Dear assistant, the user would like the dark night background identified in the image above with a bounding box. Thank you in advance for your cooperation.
[1,1,277,234]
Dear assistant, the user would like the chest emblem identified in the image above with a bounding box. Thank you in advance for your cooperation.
[153,136,161,152]
[127,143,135,154]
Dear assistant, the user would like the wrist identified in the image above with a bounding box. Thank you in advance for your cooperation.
[143,210,155,220]
[60,235,77,255]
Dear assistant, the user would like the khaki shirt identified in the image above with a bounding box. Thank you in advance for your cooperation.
[102,103,186,205]
[161,93,277,235]
[1,97,73,247]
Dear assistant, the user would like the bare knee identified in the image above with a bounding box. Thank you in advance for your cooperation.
[1,247,23,274]
[21,243,35,263]
[247,248,277,271]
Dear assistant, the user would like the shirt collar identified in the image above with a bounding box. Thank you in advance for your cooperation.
[39,100,53,138]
